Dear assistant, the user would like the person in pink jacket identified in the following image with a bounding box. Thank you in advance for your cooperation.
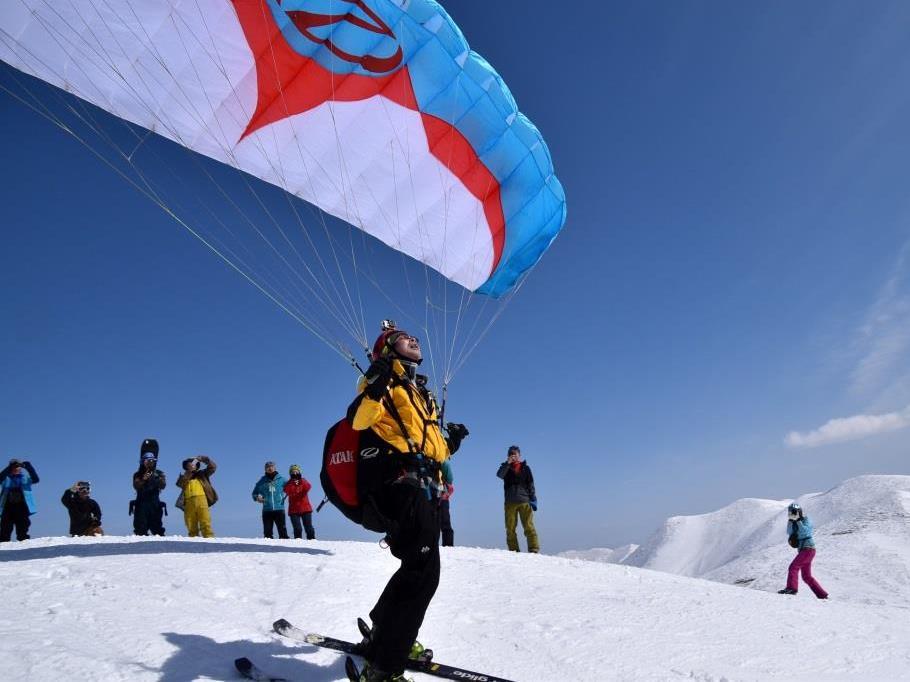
[283,464,315,540]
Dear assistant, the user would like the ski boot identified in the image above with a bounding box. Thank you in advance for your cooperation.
[356,618,433,664]
[777,587,797,595]
[408,640,433,664]
[346,657,414,682]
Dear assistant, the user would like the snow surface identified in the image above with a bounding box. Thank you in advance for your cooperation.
[3,516,910,681]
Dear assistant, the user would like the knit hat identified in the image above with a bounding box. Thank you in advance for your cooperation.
[140,438,159,457]
[289,464,302,475]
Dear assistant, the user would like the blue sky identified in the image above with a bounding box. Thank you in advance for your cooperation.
[2,1,910,552]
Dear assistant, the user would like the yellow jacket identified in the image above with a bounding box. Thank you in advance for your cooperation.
[352,360,450,465]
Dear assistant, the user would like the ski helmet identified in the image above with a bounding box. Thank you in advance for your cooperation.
[788,502,801,513]
[289,464,302,475]
[371,328,421,364]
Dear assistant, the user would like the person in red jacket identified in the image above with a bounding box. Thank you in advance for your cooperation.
[283,464,315,540]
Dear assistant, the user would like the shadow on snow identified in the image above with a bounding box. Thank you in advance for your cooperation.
[137,632,344,682]
[0,540,332,562]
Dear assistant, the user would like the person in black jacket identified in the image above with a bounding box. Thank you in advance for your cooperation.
[132,445,166,536]
[496,445,539,552]
[61,481,103,536]
[0,459,39,542]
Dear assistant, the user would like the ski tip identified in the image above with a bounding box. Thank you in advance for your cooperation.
[272,618,291,633]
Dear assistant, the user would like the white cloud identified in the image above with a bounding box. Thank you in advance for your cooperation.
[785,405,910,448]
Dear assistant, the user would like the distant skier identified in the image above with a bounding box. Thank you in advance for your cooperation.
[0,458,39,542]
[176,456,217,538]
[346,322,468,682]
[283,464,315,540]
[496,445,539,553]
[132,440,166,536]
[778,503,828,599]
[61,481,103,536]
[253,461,289,539]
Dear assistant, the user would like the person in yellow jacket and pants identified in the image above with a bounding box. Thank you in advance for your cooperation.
[176,455,217,538]
[347,322,468,682]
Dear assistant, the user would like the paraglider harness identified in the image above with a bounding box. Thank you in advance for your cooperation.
[320,374,443,537]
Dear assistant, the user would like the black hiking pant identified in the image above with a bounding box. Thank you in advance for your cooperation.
[289,512,315,539]
[133,498,165,536]
[262,510,289,539]
[439,499,453,546]
[368,480,440,673]
[0,502,31,542]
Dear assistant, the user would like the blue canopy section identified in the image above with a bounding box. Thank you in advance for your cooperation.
[270,0,567,297]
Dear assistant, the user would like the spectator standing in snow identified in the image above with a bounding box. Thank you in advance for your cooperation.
[779,502,828,599]
[283,464,315,539]
[0,458,39,542]
[132,439,166,536]
[496,445,539,553]
[176,455,217,537]
[253,461,289,539]
[61,481,103,536]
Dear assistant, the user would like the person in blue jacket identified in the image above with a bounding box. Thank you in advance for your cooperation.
[778,502,828,599]
[252,460,289,539]
[0,458,39,542]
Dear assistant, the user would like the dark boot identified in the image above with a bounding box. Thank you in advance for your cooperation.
[359,662,414,682]
[778,587,797,595]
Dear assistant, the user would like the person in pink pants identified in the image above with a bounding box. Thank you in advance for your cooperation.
[779,503,828,599]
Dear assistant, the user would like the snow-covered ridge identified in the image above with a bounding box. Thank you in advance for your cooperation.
[557,543,639,564]
[568,474,910,608]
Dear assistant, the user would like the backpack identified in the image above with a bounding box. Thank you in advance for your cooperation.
[320,417,402,533]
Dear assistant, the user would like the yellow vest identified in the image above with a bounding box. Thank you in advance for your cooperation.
[352,360,450,465]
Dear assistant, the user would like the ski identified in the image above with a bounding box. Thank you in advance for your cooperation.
[234,656,288,681]
[273,618,516,682]
[345,655,361,681]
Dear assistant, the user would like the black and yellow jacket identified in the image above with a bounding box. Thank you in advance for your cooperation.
[351,359,450,466]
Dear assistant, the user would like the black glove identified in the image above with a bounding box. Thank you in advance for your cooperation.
[446,423,469,439]
[445,423,469,454]
[364,358,393,400]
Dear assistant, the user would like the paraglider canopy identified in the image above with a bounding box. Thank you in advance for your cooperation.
[0,0,567,385]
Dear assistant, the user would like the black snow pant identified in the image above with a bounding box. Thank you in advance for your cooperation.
[289,512,315,539]
[0,502,31,542]
[439,499,454,547]
[367,480,441,674]
[262,510,289,539]
[133,498,165,536]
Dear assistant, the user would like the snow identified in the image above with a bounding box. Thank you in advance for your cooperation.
[3,479,910,682]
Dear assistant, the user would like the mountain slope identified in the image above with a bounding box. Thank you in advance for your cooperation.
[2,534,910,680]
[617,474,910,607]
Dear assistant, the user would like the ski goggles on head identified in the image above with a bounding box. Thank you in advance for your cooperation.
[76,481,91,493]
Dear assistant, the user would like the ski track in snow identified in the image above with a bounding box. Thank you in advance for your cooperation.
[2,531,910,681]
